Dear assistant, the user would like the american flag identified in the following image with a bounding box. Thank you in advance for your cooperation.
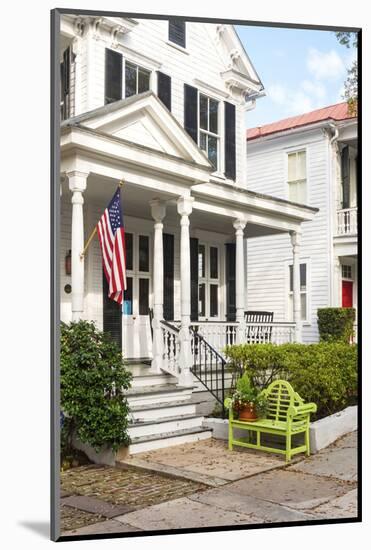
[97,187,127,304]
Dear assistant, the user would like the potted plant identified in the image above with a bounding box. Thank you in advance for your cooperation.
[230,373,268,421]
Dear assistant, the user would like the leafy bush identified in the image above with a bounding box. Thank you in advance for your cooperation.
[317,307,355,343]
[224,342,357,420]
[61,320,132,452]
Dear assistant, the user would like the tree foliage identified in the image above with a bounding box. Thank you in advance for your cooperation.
[335,31,358,114]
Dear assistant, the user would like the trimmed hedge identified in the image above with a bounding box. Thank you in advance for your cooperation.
[225,342,357,420]
[317,307,355,343]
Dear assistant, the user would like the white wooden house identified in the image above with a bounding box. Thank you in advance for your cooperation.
[246,104,358,343]
[59,15,317,453]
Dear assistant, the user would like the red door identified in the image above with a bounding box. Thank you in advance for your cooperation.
[342,280,353,307]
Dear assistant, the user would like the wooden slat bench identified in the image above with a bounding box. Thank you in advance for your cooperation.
[225,380,317,462]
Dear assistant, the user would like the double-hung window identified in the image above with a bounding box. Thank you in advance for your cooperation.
[125,61,151,98]
[199,94,219,171]
[288,263,308,322]
[287,150,307,203]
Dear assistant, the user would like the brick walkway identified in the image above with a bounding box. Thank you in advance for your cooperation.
[60,464,207,534]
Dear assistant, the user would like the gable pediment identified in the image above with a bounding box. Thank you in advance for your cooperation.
[67,92,212,168]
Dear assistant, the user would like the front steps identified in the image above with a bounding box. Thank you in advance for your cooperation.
[126,362,212,454]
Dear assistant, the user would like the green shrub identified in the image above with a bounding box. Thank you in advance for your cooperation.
[317,307,355,343]
[224,342,357,420]
[61,320,132,452]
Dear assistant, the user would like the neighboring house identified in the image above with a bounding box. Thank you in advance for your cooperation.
[59,15,317,452]
[246,103,358,343]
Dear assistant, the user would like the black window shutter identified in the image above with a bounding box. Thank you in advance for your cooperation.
[62,47,70,94]
[169,20,186,48]
[225,102,236,180]
[225,243,236,321]
[105,49,122,105]
[103,271,122,348]
[190,237,199,322]
[341,145,350,208]
[163,233,174,320]
[157,72,171,111]
[184,84,198,143]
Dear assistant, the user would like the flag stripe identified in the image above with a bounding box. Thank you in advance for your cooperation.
[96,188,127,306]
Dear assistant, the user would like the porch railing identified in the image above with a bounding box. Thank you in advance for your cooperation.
[189,322,239,357]
[337,207,357,236]
[189,321,295,357]
[245,322,296,345]
[160,320,180,377]
[190,326,227,416]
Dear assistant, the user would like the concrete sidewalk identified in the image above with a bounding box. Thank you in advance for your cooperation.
[61,431,357,536]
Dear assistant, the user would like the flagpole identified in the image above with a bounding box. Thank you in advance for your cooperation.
[80,179,125,259]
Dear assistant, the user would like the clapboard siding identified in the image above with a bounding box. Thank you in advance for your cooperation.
[67,19,246,187]
[246,130,331,342]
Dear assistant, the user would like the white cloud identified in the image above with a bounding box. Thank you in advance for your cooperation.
[267,79,329,117]
[307,48,346,80]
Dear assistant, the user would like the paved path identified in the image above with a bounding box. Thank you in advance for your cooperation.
[61,431,357,536]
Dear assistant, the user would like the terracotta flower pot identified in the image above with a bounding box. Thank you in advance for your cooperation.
[238,402,258,422]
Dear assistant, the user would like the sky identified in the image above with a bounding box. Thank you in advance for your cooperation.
[236,25,357,129]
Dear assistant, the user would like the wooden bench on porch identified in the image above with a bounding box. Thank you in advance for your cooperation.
[244,310,274,343]
[225,380,317,462]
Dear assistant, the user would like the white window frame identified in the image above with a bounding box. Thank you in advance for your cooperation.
[284,258,311,325]
[124,60,152,99]
[198,92,220,173]
[198,242,221,321]
[286,148,308,203]
[123,231,152,316]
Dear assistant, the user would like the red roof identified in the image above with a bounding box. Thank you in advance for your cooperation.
[246,102,356,141]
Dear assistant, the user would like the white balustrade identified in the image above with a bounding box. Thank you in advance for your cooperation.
[161,323,180,376]
[244,322,296,345]
[190,322,238,357]
[337,208,357,236]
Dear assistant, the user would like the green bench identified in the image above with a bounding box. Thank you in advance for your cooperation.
[225,380,317,463]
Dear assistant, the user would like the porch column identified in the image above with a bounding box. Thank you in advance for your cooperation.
[150,200,166,373]
[177,196,194,386]
[234,219,246,343]
[68,170,88,321]
[290,230,302,342]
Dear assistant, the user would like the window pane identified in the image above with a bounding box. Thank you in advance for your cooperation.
[297,151,306,179]
[208,135,218,170]
[139,278,149,315]
[300,293,307,321]
[288,153,296,181]
[300,263,307,290]
[209,99,218,134]
[125,233,133,270]
[199,94,208,130]
[210,284,218,317]
[138,68,150,93]
[123,277,133,315]
[198,245,205,278]
[297,181,306,203]
[125,62,137,97]
[200,132,207,151]
[210,247,218,278]
[198,283,205,317]
[288,181,298,202]
[139,235,149,272]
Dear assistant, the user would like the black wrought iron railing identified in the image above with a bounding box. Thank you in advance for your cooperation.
[190,326,227,417]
